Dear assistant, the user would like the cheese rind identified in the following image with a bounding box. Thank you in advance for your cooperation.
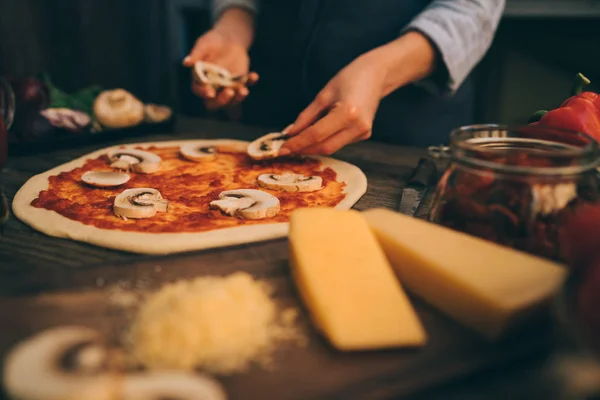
[288,208,427,351]
[363,208,568,340]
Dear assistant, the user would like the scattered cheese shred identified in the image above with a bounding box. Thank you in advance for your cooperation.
[127,272,302,375]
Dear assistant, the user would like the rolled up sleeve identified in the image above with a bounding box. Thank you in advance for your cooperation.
[211,0,258,22]
[403,0,505,95]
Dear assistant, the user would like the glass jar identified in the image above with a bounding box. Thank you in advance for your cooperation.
[0,77,15,168]
[428,124,600,262]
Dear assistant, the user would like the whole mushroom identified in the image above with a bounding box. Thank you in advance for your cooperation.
[94,89,145,129]
[210,189,280,219]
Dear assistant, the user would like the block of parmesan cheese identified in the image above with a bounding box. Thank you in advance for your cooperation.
[363,208,568,340]
[288,208,427,351]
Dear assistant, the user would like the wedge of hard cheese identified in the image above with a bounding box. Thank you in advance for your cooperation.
[288,208,427,351]
[363,208,568,341]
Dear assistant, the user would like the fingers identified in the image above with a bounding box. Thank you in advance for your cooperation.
[286,90,334,136]
[192,80,216,99]
[205,88,236,111]
[231,86,249,105]
[301,127,372,156]
[246,72,260,86]
[183,37,208,67]
[281,102,358,154]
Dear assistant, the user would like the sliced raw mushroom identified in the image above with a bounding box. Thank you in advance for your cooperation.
[247,132,289,160]
[93,89,145,129]
[192,61,246,89]
[114,188,169,219]
[2,326,120,400]
[81,171,131,188]
[257,173,323,192]
[122,371,227,400]
[106,149,161,174]
[180,143,217,162]
[143,104,172,124]
[210,189,280,219]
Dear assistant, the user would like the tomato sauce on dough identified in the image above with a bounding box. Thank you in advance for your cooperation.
[32,146,348,233]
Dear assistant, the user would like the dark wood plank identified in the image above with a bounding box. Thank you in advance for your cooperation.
[0,251,558,400]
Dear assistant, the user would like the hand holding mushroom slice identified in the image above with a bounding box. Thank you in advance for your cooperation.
[257,173,323,192]
[210,189,280,219]
[2,326,120,400]
[193,61,246,89]
[94,89,145,129]
[122,371,227,400]
[180,143,217,162]
[247,132,289,160]
[81,171,131,188]
[114,188,169,219]
[106,149,162,174]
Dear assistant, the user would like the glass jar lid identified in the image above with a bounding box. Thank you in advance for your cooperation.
[430,124,600,177]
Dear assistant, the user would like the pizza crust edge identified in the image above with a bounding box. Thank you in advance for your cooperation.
[11,139,367,255]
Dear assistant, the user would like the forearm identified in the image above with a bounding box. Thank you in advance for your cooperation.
[211,0,257,49]
[371,31,439,98]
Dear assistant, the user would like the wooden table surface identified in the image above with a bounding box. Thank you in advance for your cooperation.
[0,117,577,400]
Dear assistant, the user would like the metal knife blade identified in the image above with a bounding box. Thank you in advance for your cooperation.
[397,158,437,216]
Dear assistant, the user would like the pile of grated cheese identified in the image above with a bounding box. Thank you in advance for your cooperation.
[127,272,303,375]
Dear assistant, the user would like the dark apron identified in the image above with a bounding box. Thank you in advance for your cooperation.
[243,0,475,147]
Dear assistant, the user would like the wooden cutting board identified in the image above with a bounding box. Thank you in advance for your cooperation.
[0,238,560,400]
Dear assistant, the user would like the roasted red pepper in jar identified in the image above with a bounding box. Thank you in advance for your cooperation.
[529,73,600,143]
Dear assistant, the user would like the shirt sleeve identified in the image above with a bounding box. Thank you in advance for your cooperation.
[402,0,506,96]
[211,0,258,22]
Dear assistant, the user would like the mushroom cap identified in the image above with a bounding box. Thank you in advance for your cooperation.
[180,143,218,162]
[247,132,289,160]
[193,61,239,89]
[143,104,173,124]
[81,171,131,188]
[122,371,227,400]
[210,189,280,219]
[257,173,323,192]
[114,188,169,219]
[94,89,145,129]
[106,149,162,174]
[3,326,119,400]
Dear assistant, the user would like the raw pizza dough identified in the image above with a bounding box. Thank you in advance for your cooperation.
[12,139,367,255]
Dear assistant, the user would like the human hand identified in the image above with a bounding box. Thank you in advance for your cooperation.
[280,51,387,156]
[182,10,259,111]
[280,31,438,156]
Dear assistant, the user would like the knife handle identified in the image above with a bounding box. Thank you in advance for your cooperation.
[408,158,437,187]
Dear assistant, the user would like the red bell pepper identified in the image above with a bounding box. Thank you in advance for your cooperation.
[528,73,600,143]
